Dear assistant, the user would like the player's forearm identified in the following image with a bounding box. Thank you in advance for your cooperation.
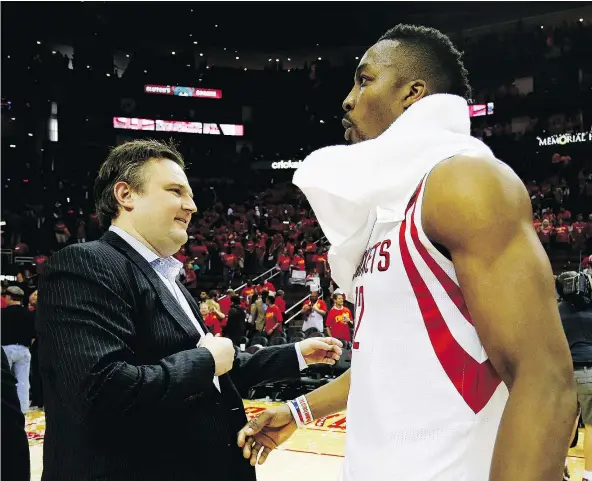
[489,370,576,481]
[305,369,350,420]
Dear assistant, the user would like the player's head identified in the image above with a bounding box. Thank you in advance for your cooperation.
[342,24,471,144]
[542,219,550,228]
[333,293,344,307]
[95,139,196,257]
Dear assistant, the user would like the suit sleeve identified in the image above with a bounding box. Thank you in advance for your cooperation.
[229,343,301,397]
[36,246,216,420]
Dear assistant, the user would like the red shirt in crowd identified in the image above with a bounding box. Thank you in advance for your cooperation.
[285,242,295,257]
[275,297,286,314]
[189,243,209,264]
[538,226,553,244]
[245,240,255,253]
[555,224,570,243]
[572,221,587,245]
[559,210,572,221]
[326,306,354,342]
[277,254,291,271]
[256,241,266,259]
[292,255,306,271]
[264,304,283,334]
[219,296,232,315]
[263,281,276,293]
[305,242,316,254]
[241,286,255,302]
[204,312,222,336]
[313,253,328,275]
[223,253,238,268]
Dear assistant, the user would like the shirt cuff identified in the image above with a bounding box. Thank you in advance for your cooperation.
[294,342,308,371]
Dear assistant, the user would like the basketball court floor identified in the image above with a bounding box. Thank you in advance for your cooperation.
[27,400,586,480]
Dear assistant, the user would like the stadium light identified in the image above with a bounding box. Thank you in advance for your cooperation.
[236,56,239,60]
[200,53,204,56]
[106,73,110,77]
[194,41,198,45]
[37,41,41,45]
[172,51,176,55]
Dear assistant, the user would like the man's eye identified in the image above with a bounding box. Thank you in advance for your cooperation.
[359,76,369,86]
[170,188,181,195]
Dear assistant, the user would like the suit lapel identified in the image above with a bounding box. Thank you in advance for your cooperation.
[102,231,200,341]
[175,279,209,334]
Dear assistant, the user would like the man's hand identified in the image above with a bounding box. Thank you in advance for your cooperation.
[237,404,296,466]
[298,337,342,366]
[198,333,234,376]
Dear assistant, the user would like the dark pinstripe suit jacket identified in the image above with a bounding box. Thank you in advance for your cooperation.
[36,231,300,481]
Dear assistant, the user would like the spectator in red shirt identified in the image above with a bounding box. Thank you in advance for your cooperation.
[200,303,222,336]
[222,248,238,285]
[263,279,276,293]
[33,252,49,277]
[189,239,209,274]
[182,260,197,291]
[571,214,587,252]
[275,290,286,315]
[554,218,570,256]
[558,207,572,222]
[326,294,354,342]
[241,281,256,305]
[276,248,292,288]
[292,249,306,271]
[537,219,553,252]
[284,238,295,258]
[218,289,234,316]
[313,247,328,277]
[264,294,283,337]
[174,246,189,265]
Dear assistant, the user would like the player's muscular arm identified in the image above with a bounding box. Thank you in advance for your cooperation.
[423,155,577,481]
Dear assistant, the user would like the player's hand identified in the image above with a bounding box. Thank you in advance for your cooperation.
[237,404,297,466]
[198,333,234,376]
[298,337,343,366]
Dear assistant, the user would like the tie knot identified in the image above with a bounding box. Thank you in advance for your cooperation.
[151,257,182,281]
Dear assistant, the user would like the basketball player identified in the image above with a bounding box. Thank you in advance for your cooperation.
[237,24,577,481]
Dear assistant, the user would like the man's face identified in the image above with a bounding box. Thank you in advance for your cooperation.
[200,291,208,301]
[342,40,424,144]
[199,304,209,317]
[335,294,344,307]
[125,159,197,257]
[310,293,318,302]
[29,290,38,307]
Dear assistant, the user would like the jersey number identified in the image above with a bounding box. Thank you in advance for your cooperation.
[353,286,365,349]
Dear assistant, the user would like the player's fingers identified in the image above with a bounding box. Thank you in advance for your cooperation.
[244,411,271,436]
[258,447,272,465]
[242,436,253,458]
[321,337,344,348]
[250,442,262,466]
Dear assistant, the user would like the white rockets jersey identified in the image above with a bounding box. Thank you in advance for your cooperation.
[340,170,509,481]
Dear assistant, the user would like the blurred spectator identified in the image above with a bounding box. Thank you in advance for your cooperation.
[275,290,286,315]
[200,303,222,336]
[250,293,265,334]
[1,286,35,413]
[301,290,327,333]
[292,249,306,272]
[276,248,292,288]
[326,293,354,342]
[219,289,234,315]
[224,296,247,346]
[264,293,283,337]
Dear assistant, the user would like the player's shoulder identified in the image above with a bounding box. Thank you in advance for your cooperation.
[423,152,532,246]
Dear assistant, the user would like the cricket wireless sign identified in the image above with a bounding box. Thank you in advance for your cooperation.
[537,131,592,147]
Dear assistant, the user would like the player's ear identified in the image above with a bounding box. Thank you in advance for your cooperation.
[402,80,427,110]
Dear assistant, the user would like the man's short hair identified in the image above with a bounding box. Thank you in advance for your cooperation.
[208,290,219,299]
[93,139,185,226]
[378,24,472,99]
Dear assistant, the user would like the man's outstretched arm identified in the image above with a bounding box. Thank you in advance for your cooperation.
[423,154,577,481]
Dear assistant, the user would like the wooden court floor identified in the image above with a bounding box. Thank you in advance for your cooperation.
[27,401,586,480]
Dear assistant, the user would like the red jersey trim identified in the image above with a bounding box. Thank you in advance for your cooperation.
[399,179,501,414]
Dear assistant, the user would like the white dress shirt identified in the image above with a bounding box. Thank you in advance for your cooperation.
[109,226,308,393]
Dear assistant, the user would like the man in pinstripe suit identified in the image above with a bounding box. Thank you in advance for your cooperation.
[36,140,342,481]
